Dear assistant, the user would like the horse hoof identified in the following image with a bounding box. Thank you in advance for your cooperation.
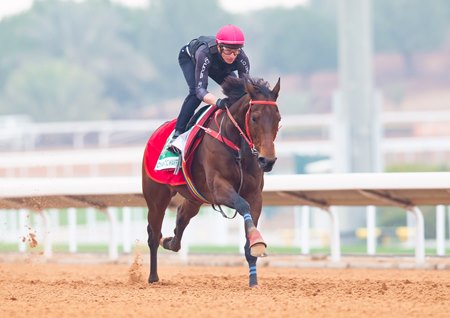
[148,275,159,284]
[159,237,181,252]
[250,242,267,257]
[160,237,171,249]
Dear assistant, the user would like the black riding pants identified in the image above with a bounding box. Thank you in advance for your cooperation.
[175,46,202,133]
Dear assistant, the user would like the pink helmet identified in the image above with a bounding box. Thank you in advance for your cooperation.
[216,24,245,48]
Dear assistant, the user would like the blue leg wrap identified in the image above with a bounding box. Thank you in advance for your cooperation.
[244,239,258,287]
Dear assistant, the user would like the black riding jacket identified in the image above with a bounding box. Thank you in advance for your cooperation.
[186,36,250,101]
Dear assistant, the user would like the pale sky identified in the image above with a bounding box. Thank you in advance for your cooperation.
[0,0,33,20]
[0,0,308,20]
[220,0,308,13]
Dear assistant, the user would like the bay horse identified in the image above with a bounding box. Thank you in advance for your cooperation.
[142,76,281,287]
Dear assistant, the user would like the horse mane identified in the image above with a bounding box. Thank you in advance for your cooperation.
[221,76,272,104]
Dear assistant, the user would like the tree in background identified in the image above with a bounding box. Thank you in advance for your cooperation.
[242,5,337,78]
[1,0,449,121]
[0,59,113,121]
[134,0,231,97]
[373,0,450,76]
[0,0,156,120]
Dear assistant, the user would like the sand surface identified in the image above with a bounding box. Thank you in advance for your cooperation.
[1,254,450,318]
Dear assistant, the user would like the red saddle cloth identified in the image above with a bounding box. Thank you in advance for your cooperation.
[143,119,186,186]
[143,106,217,187]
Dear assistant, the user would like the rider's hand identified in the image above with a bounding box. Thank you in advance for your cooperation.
[216,98,229,110]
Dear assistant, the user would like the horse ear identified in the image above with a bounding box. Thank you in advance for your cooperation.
[271,77,281,100]
[244,77,256,98]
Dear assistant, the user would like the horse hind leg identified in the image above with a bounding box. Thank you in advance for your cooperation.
[160,199,201,253]
[144,182,172,284]
[147,222,162,283]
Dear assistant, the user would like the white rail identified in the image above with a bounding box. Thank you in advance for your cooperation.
[1,173,449,265]
[2,110,450,151]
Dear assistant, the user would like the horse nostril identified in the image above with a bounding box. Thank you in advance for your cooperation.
[258,157,277,167]
[258,157,270,166]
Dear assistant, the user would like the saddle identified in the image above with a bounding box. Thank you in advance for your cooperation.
[143,106,218,196]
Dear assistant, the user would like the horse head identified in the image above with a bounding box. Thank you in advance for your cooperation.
[243,77,281,172]
[221,76,281,172]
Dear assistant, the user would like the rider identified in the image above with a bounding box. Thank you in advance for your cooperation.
[167,24,250,150]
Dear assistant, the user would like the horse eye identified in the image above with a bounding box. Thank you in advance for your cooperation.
[251,115,257,123]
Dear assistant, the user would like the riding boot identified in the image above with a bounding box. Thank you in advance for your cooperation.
[167,130,183,153]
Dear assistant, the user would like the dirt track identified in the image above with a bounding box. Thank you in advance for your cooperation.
[1,254,450,318]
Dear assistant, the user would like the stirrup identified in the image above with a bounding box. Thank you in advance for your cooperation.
[166,131,182,154]
[166,137,180,154]
[167,144,181,154]
[173,156,182,175]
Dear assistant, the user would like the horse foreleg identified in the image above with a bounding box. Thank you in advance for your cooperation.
[212,184,266,286]
[244,239,259,287]
[236,198,266,287]
[240,213,266,287]
[223,193,267,257]
[243,212,267,257]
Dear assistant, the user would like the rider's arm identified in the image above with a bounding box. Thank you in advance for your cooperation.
[202,93,220,105]
[194,49,220,105]
[237,50,250,78]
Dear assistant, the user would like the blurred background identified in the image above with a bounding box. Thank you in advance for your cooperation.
[1,0,450,256]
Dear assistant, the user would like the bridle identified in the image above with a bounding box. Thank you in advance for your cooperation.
[197,99,278,156]
[196,99,279,219]
[221,99,278,156]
